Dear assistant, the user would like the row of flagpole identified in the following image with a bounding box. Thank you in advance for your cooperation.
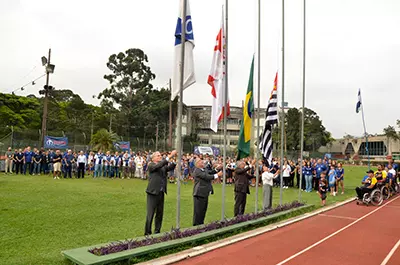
[171,0,313,227]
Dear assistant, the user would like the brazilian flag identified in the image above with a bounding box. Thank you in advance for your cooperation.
[237,57,254,159]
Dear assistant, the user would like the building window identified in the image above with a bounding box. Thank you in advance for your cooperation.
[228,130,239,135]
[212,139,224,145]
[230,140,238,146]
[199,139,209,145]
[227,119,239,125]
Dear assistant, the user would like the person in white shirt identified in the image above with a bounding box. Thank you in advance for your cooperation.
[135,155,144,179]
[76,151,87,179]
[122,151,130,179]
[262,164,279,210]
[94,151,103,178]
[282,161,291,189]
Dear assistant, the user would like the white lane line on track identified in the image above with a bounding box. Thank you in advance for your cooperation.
[381,239,400,265]
[276,196,400,265]
[318,213,358,221]
[384,205,400,209]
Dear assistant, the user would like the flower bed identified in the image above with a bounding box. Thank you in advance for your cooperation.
[90,201,304,256]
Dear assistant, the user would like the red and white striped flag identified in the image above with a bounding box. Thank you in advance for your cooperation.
[208,11,230,132]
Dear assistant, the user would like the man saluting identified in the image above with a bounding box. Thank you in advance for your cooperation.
[192,158,223,226]
[144,150,177,236]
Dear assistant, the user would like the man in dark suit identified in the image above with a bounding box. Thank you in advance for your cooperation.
[144,150,177,236]
[192,158,222,226]
[234,161,253,216]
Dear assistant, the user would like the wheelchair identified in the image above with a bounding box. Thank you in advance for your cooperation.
[356,186,382,206]
[388,178,399,196]
[375,181,390,201]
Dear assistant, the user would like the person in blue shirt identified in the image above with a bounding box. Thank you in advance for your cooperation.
[33,150,42,175]
[63,150,74,178]
[314,159,327,191]
[303,161,314,192]
[15,149,24,174]
[328,165,337,196]
[113,152,122,178]
[335,163,345,195]
[23,146,35,175]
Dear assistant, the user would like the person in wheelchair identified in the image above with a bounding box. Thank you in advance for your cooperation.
[356,170,377,200]
[374,164,387,183]
[387,164,396,189]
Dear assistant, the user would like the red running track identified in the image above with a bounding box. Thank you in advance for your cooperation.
[175,196,400,265]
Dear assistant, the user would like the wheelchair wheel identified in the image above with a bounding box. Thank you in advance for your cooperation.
[381,186,390,200]
[393,183,400,194]
[370,189,383,206]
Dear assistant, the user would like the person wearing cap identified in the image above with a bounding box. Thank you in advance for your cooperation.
[192,158,223,226]
[356,170,377,200]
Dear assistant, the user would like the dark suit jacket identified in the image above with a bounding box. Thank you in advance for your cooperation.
[146,159,176,195]
[234,167,252,194]
[193,167,215,198]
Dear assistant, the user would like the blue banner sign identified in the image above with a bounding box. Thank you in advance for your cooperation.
[44,136,68,149]
[114,141,130,151]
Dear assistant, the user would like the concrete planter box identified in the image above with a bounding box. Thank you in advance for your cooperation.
[62,205,313,265]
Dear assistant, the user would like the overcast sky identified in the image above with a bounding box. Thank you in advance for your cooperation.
[1,0,399,138]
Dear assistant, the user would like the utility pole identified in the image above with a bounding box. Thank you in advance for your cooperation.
[40,48,54,147]
[168,78,173,147]
[164,123,167,151]
[91,112,94,142]
[155,121,159,150]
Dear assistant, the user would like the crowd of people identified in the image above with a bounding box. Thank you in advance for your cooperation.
[3,146,399,234]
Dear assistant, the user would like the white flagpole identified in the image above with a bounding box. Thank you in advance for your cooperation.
[176,0,187,229]
[221,2,228,221]
[299,0,306,201]
[360,90,370,170]
[255,0,261,213]
[279,0,285,205]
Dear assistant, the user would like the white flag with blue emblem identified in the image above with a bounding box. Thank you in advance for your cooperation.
[356,88,362,113]
[171,0,196,100]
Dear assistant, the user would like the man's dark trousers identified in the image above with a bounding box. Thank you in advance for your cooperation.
[78,163,85,178]
[145,192,165,235]
[234,192,247,216]
[193,195,208,226]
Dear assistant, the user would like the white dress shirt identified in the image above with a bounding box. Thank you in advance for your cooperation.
[77,155,87,165]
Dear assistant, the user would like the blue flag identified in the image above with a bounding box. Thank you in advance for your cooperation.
[171,0,196,100]
[356,88,362,113]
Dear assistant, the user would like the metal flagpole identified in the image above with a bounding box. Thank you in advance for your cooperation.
[360,94,370,170]
[299,0,306,201]
[255,0,261,213]
[279,0,285,205]
[221,2,228,221]
[176,0,187,229]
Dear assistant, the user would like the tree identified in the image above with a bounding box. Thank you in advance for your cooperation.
[0,93,41,135]
[383,125,399,155]
[90,129,118,152]
[99,48,156,137]
[271,107,332,153]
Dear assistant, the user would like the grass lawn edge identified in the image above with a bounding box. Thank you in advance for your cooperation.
[135,196,357,265]
[62,204,313,265]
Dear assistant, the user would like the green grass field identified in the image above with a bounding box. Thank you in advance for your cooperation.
[0,166,368,265]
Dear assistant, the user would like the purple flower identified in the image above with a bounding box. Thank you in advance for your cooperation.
[89,201,304,256]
